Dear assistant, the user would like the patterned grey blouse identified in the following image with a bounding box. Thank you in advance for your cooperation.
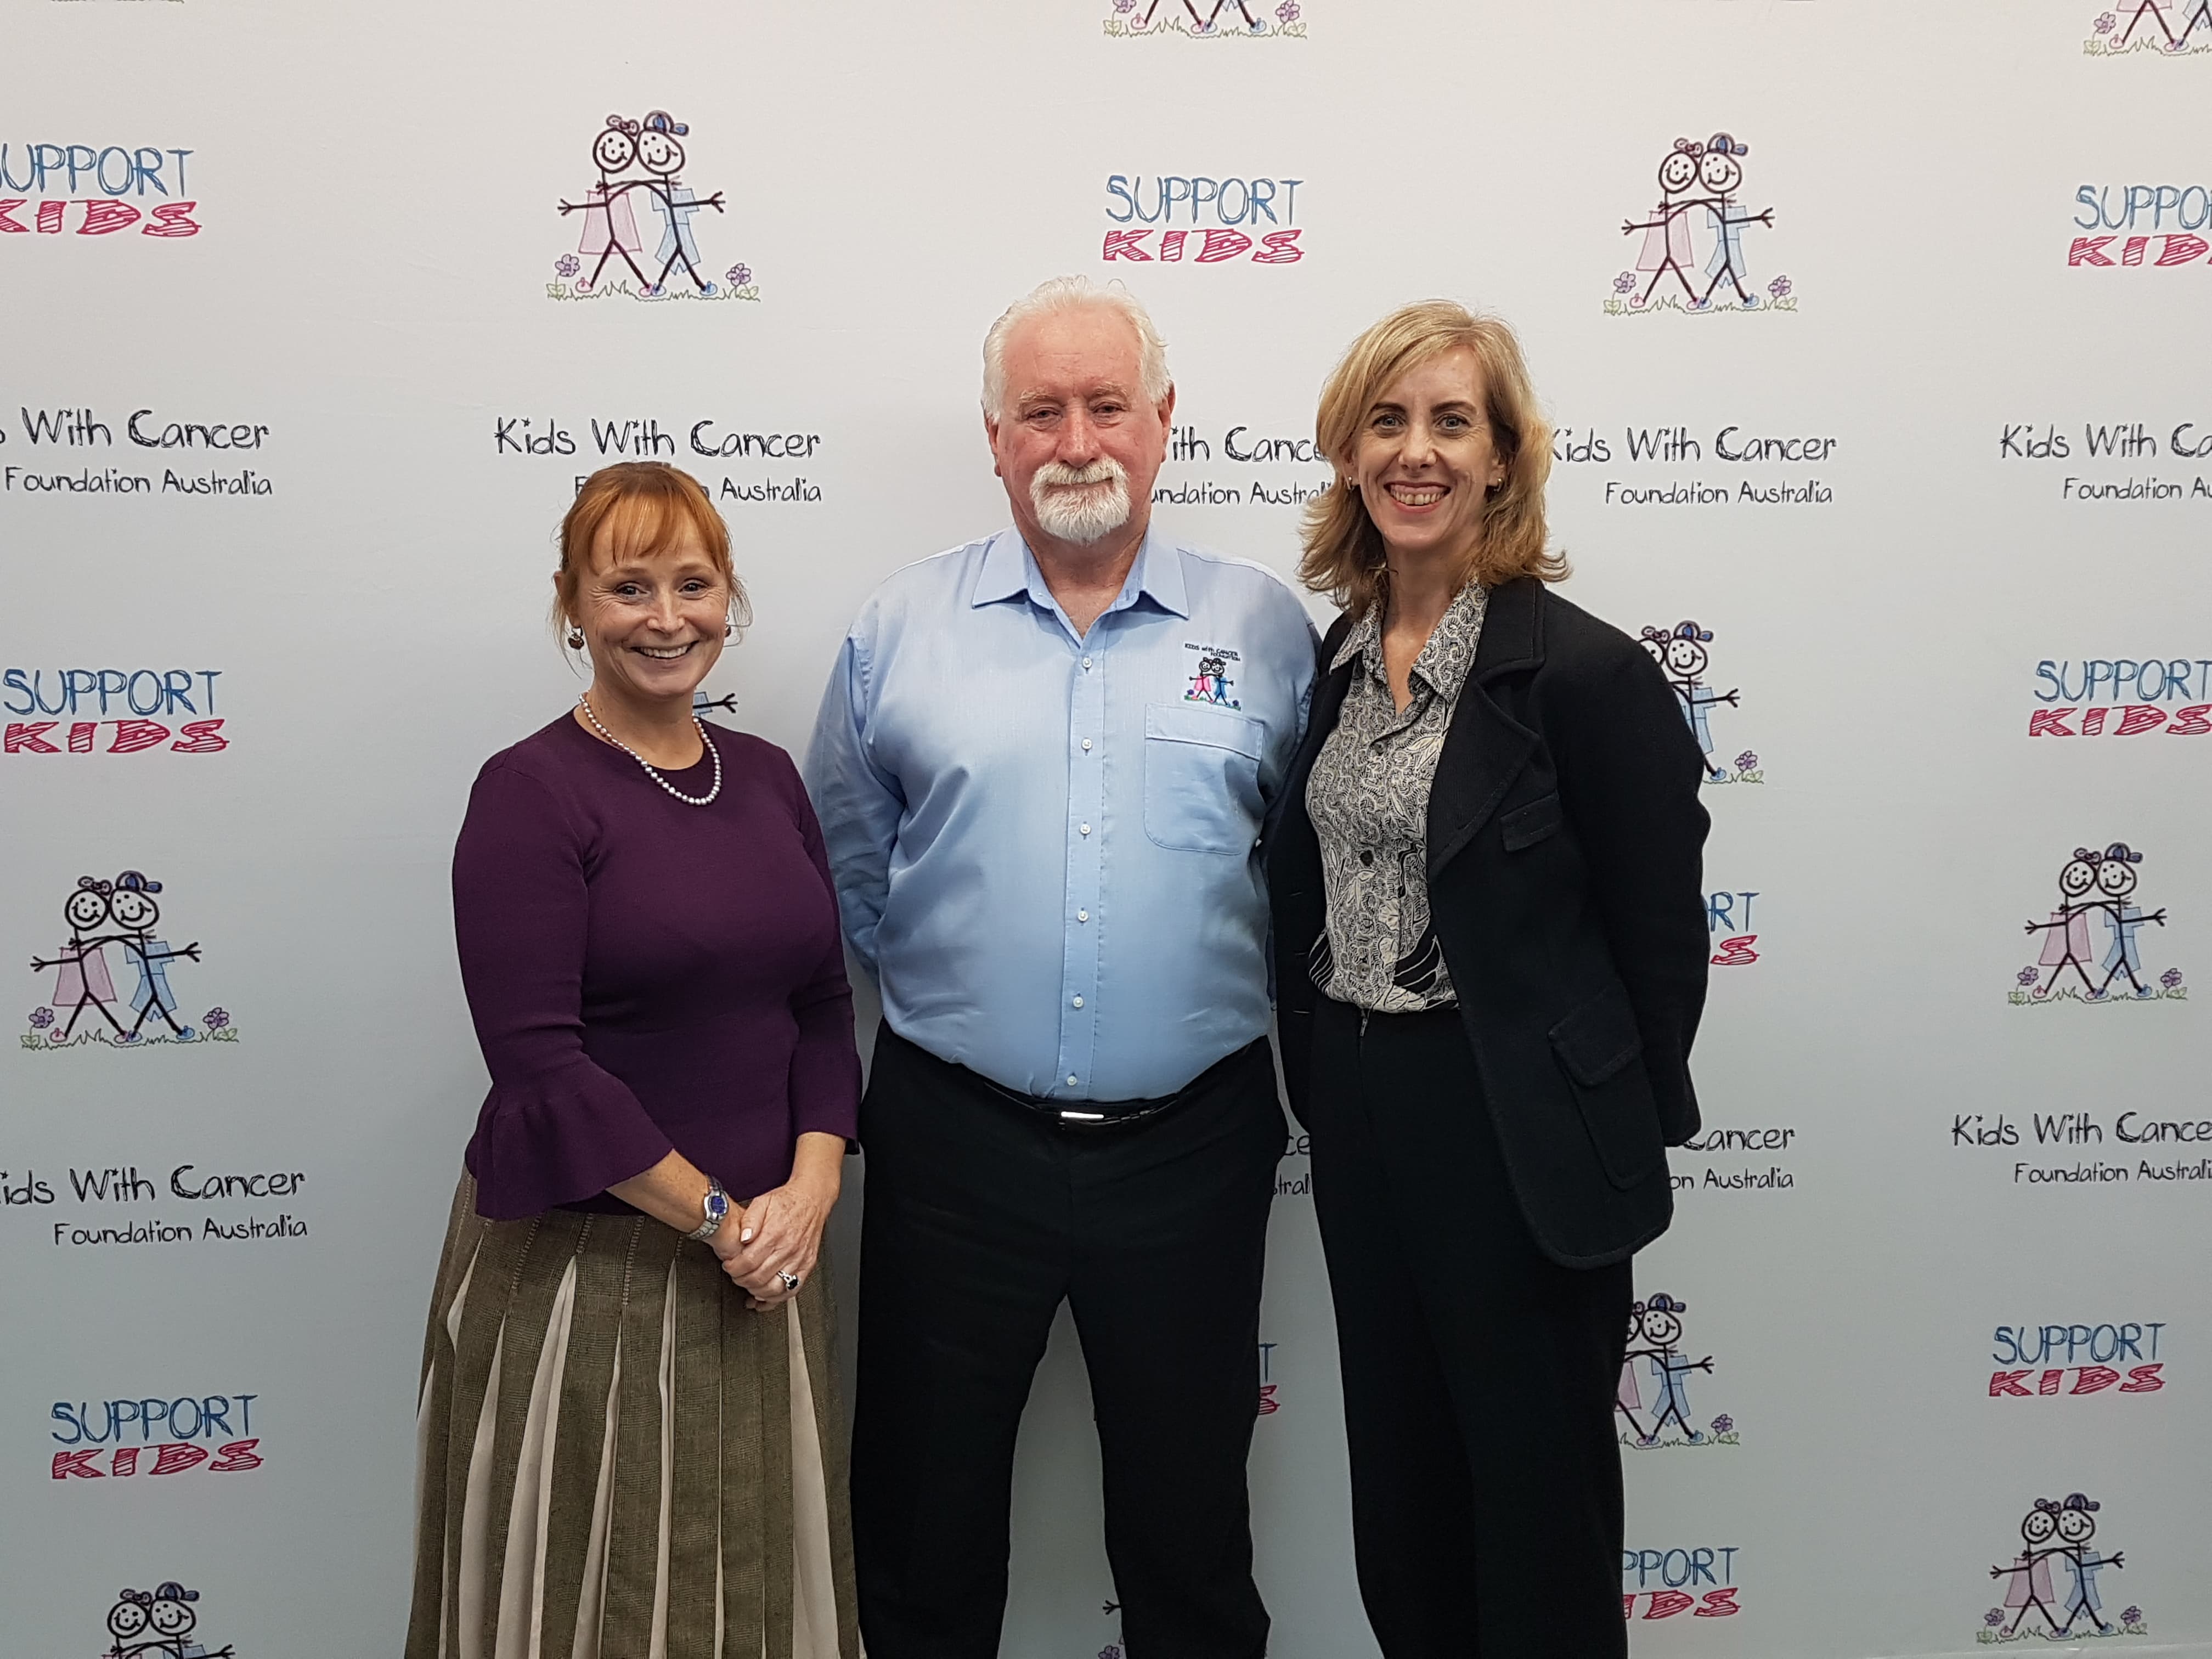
[1305,582,1488,1012]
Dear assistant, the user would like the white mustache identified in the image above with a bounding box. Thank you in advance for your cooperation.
[1035,460,1125,489]
[1030,458,1132,544]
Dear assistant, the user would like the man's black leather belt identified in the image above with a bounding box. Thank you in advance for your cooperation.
[980,1037,1268,1130]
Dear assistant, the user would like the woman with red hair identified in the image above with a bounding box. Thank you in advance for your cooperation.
[407,462,861,1658]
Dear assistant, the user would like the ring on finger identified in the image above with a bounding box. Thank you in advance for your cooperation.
[776,1269,801,1293]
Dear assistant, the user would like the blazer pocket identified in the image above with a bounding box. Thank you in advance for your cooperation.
[1548,981,1666,1189]
[1144,702,1267,855]
[1499,792,1563,851]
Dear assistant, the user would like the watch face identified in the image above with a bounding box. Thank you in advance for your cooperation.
[706,1190,729,1219]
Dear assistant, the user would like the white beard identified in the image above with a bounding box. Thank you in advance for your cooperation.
[1030,459,1132,545]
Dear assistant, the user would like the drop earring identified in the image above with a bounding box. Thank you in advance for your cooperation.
[566,628,585,650]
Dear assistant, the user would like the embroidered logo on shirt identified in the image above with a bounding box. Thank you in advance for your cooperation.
[1183,642,1243,708]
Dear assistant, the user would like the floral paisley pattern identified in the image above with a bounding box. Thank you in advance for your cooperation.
[1305,582,1487,1012]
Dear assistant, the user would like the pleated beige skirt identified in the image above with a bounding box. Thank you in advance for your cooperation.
[406,1177,861,1659]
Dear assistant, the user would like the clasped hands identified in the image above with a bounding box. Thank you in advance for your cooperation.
[708,1172,833,1312]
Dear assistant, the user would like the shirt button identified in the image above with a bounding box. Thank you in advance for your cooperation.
[1072,995,1085,1009]
[1081,657,1093,670]
[1067,1074,1080,1087]
[1081,738,1093,752]
[1077,909,1090,922]
[1080,822,1092,836]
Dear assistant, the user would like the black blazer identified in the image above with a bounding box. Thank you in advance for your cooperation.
[1266,577,1711,1268]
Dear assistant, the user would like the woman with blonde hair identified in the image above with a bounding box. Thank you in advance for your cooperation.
[1265,302,1710,1656]
[408,461,861,1658]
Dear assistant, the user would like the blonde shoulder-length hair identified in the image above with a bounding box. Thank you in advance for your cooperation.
[1298,300,1562,620]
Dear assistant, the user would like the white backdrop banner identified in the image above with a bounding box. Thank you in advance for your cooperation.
[3,2,2208,1655]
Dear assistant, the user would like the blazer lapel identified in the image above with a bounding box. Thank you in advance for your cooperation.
[1263,648,1354,880]
[1426,578,1546,876]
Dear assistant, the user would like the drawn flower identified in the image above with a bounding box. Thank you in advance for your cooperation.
[1985,1609,2006,1627]
[1114,0,1135,10]
[2018,967,2040,986]
[725,262,752,287]
[1710,1414,1733,1435]
[1768,275,1793,299]
[2095,12,2115,30]
[1613,271,1638,294]
[28,1007,54,1029]
[1099,1647,1126,1659]
[2121,1607,2141,1624]
[203,1007,231,1030]
[1276,0,1300,19]
[554,254,580,279]
[2161,968,2183,989]
[1734,750,1758,772]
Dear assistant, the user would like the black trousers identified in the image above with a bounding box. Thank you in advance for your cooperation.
[852,1028,1282,1659]
[1307,998,1633,1659]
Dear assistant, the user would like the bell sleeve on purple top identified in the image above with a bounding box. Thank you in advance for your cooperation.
[782,765,864,1146]
[455,760,674,1219]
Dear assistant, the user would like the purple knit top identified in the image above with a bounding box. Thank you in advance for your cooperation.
[454,713,860,1220]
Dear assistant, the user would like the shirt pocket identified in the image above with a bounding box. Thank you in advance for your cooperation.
[1143,702,1267,856]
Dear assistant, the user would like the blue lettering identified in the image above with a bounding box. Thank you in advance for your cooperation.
[164,669,198,714]
[95,146,134,196]
[96,669,127,714]
[127,670,164,716]
[2,668,30,716]
[50,1402,83,1446]
[1104,174,1135,224]
[2075,185,2103,230]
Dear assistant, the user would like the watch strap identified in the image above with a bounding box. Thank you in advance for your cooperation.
[684,1176,729,1243]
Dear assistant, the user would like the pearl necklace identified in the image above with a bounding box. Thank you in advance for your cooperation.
[577,694,723,806]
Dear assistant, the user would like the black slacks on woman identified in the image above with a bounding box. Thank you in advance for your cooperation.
[852,1029,1282,1659]
[1308,997,1633,1659]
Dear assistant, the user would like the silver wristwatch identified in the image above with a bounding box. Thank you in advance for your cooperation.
[685,1177,730,1243]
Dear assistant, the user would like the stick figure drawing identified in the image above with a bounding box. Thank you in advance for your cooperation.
[1614,133,1781,314]
[26,871,221,1049]
[555,109,727,298]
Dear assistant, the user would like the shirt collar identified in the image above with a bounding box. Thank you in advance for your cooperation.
[1330,582,1488,702]
[969,527,1190,621]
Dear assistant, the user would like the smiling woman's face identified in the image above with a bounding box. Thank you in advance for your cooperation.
[1347,346,1505,575]
[569,507,729,712]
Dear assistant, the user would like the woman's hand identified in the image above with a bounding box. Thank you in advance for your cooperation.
[716,1132,844,1311]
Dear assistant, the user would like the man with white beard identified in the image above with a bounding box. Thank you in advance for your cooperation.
[806,275,1316,1659]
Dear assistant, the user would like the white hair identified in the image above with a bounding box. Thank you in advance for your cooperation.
[981,275,1172,418]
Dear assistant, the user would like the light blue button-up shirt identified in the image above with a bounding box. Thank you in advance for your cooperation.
[805,528,1318,1101]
